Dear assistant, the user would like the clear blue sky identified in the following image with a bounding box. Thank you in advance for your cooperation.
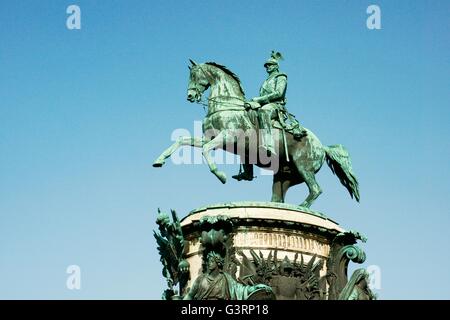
[0,0,449,299]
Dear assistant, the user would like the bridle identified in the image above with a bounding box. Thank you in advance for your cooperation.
[189,64,248,112]
[188,65,212,103]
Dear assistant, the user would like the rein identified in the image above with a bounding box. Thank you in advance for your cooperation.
[192,64,247,114]
[196,96,248,116]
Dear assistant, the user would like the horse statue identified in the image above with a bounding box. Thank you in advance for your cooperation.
[153,60,360,208]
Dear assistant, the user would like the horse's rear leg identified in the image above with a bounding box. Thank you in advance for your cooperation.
[271,173,291,203]
[295,163,322,208]
[153,136,203,167]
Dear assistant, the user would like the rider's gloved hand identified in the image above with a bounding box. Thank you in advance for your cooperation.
[246,101,261,110]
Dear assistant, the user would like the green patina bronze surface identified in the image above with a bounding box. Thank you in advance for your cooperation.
[153,209,190,299]
[339,268,377,300]
[184,251,274,300]
[326,231,368,299]
[153,52,360,208]
[238,250,325,300]
[154,209,370,300]
[238,51,306,160]
[184,215,275,300]
[152,52,374,301]
[187,201,327,218]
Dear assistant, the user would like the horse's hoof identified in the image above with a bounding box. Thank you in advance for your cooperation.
[216,171,227,184]
[299,202,311,209]
[153,159,165,167]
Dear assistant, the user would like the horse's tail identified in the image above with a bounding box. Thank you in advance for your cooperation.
[324,145,360,202]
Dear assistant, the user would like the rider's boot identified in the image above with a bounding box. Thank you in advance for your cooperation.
[232,164,254,181]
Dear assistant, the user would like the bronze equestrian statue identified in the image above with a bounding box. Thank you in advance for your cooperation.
[153,53,359,208]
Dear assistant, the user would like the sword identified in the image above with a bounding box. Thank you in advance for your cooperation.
[277,109,290,162]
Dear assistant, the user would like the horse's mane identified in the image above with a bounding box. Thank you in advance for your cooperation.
[205,62,245,96]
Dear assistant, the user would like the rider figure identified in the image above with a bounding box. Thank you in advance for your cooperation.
[254,51,287,156]
[233,51,306,181]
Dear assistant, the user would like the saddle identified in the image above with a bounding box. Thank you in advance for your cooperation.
[245,102,306,140]
[273,110,307,140]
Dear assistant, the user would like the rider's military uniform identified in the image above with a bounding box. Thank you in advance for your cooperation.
[252,67,288,155]
[232,53,305,181]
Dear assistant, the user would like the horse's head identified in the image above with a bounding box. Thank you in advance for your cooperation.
[187,59,210,103]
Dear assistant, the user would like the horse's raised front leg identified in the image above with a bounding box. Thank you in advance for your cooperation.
[153,136,203,167]
[202,132,231,184]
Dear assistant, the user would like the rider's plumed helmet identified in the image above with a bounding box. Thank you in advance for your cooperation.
[264,51,284,67]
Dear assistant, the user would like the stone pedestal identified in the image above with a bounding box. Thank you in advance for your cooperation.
[179,202,366,300]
